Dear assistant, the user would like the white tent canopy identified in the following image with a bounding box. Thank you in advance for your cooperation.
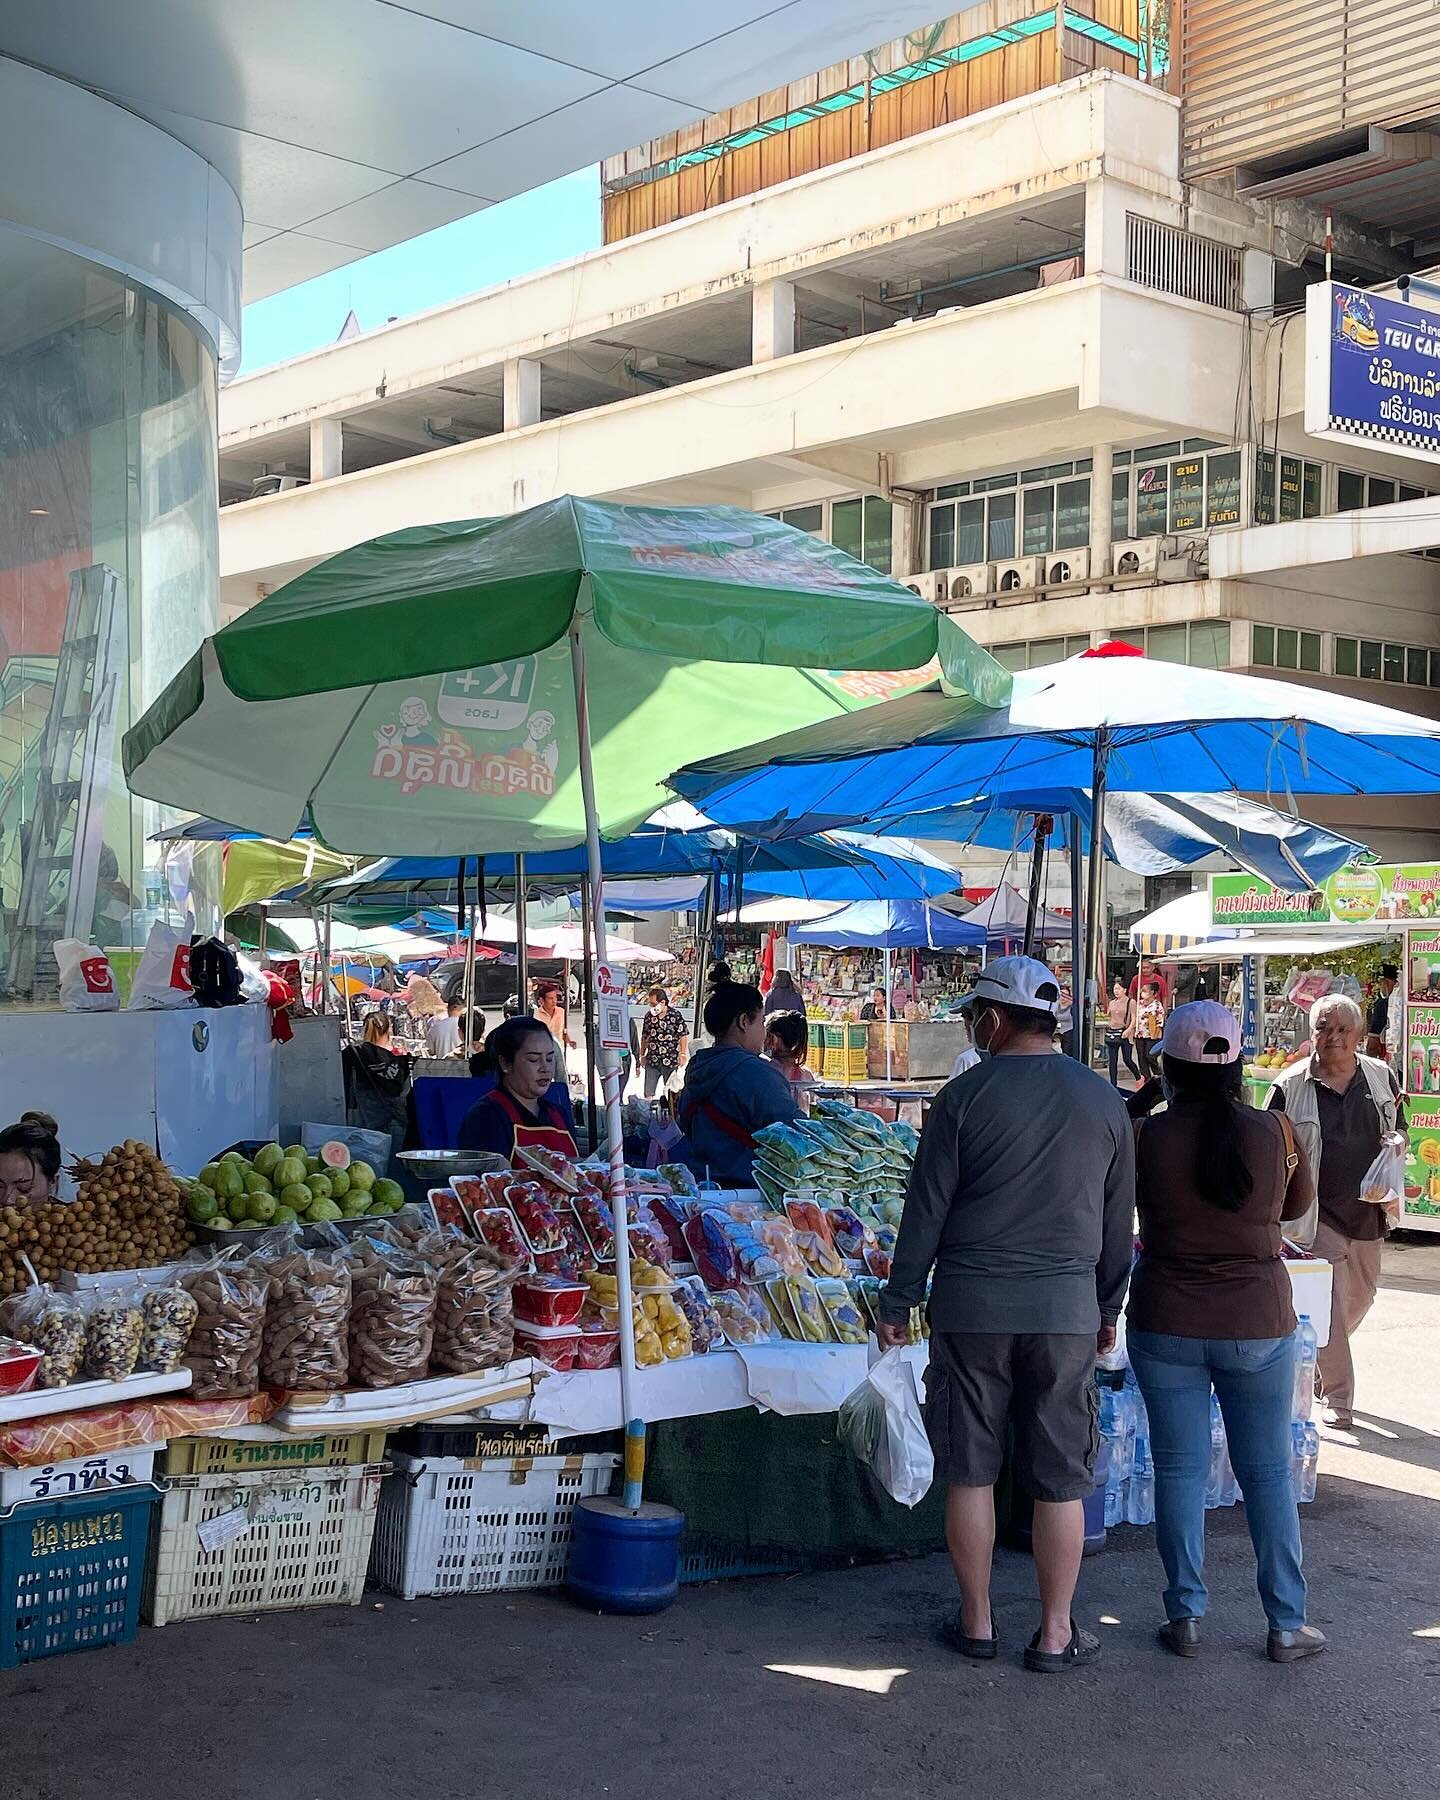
[962,881,1071,943]
[1130,890,1394,959]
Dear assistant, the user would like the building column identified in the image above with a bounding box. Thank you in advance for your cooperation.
[752,279,796,363]
[309,417,343,481]
[1090,442,1114,585]
[503,357,542,430]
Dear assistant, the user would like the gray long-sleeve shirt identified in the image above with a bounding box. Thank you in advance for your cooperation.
[880,1053,1135,1335]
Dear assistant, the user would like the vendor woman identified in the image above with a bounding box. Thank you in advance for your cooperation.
[0,1111,62,1205]
[458,1016,579,1163]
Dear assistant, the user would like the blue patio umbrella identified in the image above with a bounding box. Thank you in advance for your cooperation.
[670,644,1440,1048]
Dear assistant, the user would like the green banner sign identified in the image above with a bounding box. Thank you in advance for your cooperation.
[1209,864,1440,930]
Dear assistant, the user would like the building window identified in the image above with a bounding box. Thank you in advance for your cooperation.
[989,634,1092,670]
[1383,643,1405,683]
[1254,450,1322,524]
[1408,647,1429,686]
[771,495,893,572]
[1335,636,1358,678]
[1106,622,1231,667]
[1337,469,1365,512]
[927,464,1092,571]
[1359,639,1382,680]
[1206,451,1242,527]
[1338,468,1433,514]
[1253,626,1319,672]
[1118,443,1245,538]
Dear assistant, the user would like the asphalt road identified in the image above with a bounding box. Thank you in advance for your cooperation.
[3,1241,1437,1800]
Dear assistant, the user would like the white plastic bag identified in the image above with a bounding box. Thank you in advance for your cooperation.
[1359,1130,1407,1212]
[837,1341,933,1507]
[126,921,195,1010]
[52,939,119,1012]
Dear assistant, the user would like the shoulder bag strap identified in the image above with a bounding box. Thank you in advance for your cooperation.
[1275,1109,1299,1176]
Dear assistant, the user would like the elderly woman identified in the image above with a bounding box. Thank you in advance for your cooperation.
[1267,992,1402,1431]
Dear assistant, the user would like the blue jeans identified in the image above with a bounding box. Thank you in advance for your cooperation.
[1127,1330,1306,1632]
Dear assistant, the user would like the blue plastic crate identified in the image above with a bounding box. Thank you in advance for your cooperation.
[679,1536,832,1585]
[0,1486,155,1667]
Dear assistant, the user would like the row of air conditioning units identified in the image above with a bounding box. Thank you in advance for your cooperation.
[906,537,1191,604]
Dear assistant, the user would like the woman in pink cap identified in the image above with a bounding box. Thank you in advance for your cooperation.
[1127,1000,1326,1665]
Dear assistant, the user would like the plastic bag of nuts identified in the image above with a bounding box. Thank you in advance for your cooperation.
[422,1230,516,1375]
[180,1254,269,1398]
[83,1285,144,1381]
[138,1283,199,1374]
[257,1235,351,1393]
[346,1237,437,1388]
[0,1285,86,1388]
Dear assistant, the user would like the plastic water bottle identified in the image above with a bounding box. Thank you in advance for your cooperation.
[1205,1393,1227,1509]
[1300,1421,1320,1503]
[1130,1387,1152,1477]
[1293,1316,1318,1423]
[1098,1377,1134,1527]
[1125,1468,1155,1526]
[1290,1421,1307,1500]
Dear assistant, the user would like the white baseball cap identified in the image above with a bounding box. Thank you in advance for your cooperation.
[1160,999,1241,1064]
[959,956,1061,1020]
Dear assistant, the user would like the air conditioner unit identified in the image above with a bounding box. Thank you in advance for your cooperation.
[1159,537,1207,582]
[1111,537,1162,578]
[1044,548,1091,586]
[993,556,1043,595]
[944,563,994,602]
[250,473,308,498]
[903,571,944,603]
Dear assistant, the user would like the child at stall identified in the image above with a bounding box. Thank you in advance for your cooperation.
[764,1010,818,1109]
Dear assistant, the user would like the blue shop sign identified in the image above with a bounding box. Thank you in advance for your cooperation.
[1305,280,1440,462]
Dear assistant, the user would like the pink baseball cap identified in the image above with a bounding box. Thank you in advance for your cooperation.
[1160,999,1241,1064]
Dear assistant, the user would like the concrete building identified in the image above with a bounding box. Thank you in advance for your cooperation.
[216,9,1440,919]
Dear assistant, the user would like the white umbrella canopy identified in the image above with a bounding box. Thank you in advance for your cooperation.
[533,923,672,964]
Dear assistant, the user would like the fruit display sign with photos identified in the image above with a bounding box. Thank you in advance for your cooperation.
[1209,863,1440,929]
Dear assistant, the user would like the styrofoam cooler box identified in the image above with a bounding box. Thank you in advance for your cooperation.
[0,1443,164,1506]
[1286,1259,1333,1345]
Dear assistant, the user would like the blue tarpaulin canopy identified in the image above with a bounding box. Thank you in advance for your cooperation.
[788,900,984,950]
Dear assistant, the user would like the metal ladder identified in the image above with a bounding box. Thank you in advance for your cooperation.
[8,563,127,999]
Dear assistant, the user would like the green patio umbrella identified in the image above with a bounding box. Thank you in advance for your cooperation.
[123,496,1008,1499]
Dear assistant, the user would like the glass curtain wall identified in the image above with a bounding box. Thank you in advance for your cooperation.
[0,229,220,1004]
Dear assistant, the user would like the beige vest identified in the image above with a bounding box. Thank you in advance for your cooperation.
[1270,1053,1396,1245]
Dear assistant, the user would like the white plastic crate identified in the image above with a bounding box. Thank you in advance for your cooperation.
[145,1462,385,1626]
[369,1451,618,1600]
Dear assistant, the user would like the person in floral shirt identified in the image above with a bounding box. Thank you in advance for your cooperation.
[638,986,689,1097]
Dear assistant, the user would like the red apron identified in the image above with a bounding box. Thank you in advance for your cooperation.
[490,1089,578,1164]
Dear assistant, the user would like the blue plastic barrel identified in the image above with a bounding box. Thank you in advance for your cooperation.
[1006,1437,1111,1557]
[566,1496,685,1614]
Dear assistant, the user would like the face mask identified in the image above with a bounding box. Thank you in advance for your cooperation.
[973,1008,999,1055]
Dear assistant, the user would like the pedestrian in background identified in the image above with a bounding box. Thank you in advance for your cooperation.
[1131,980,1165,1080]
[1128,1002,1325,1664]
[1267,994,1401,1432]
[638,985,689,1098]
[762,967,805,1015]
[879,957,1134,1673]
[1105,978,1138,1086]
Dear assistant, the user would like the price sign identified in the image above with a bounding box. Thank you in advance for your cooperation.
[594,962,629,1051]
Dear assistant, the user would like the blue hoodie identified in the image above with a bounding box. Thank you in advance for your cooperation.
[676,1045,798,1185]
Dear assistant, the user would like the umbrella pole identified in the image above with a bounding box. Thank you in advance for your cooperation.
[461,858,478,1048]
[885,946,893,1081]
[693,867,718,1041]
[570,624,641,1505]
[321,905,332,1014]
[1021,813,1052,959]
[516,854,529,1015]
[1083,731,1111,1067]
[579,881,598,1155]
[1068,811,1085,1062]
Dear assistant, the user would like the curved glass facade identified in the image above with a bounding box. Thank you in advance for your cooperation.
[0,228,220,1004]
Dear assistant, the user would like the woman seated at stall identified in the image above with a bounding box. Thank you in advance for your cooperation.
[457,1016,579,1164]
[0,1111,62,1206]
[676,982,798,1185]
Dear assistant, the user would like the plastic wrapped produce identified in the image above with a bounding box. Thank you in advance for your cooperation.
[258,1243,351,1392]
[346,1238,438,1388]
[1,1286,86,1389]
[138,1284,199,1373]
[431,1242,515,1375]
[83,1288,144,1381]
[708,1285,774,1348]
[180,1256,269,1399]
[672,1276,724,1354]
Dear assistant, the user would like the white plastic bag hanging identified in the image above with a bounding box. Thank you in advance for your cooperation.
[126,922,195,1010]
[52,939,119,1012]
[837,1341,933,1507]
[1359,1130,1407,1213]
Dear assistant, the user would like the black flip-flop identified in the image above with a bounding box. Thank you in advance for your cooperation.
[1024,1621,1101,1673]
[942,1605,998,1661]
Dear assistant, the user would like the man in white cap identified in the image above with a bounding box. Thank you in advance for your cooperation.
[878,956,1135,1673]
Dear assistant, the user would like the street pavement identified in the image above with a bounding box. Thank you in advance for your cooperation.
[2,1240,1437,1800]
